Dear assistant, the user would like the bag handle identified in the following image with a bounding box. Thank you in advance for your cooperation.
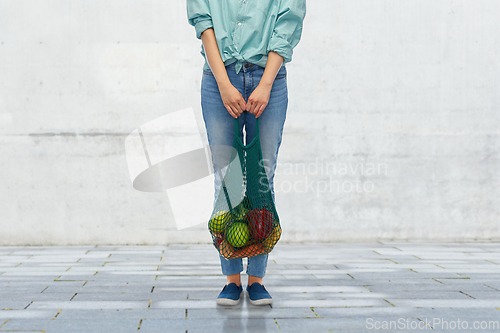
[223,116,259,215]
[233,117,259,142]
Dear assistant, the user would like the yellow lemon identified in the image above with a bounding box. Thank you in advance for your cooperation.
[209,210,231,233]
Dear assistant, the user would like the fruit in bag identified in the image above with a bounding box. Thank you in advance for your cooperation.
[247,208,274,241]
[232,243,266,259]
[209,210,231,233]
[262,223,282,251]
[219,239,235,258]
[210,118,281,259]
[226,221,250,248]
[233,202,249,222]
[214,233,224,248]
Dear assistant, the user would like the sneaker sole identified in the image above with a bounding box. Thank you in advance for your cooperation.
[248,297,273,306]
[216,290,243,306]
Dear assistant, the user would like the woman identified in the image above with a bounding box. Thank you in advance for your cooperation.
[187,0,306,306]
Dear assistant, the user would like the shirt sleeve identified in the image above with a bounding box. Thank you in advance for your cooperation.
[186,0,213,40]
[267,0,307,63]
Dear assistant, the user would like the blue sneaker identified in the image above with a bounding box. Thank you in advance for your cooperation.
[246,282,273,305]
[216,283,243,306]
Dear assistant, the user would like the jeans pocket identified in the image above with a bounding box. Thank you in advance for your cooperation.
[203,69,213,76]
[275,66,287,80]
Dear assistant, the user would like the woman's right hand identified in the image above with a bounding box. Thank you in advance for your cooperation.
[218,82,246,118]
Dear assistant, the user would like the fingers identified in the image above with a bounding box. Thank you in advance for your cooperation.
[247,94,267,116]
[250,100,267,117]
[224,104,238,118]
[231,103,243,117]
[255,104,266,118]
[225,99,246,118]
[228,101,265,118]
[237,98,246,115]
[249,101,258,115]
[245,100,253,113]
[221,85,247,118]
[247,98,257,115]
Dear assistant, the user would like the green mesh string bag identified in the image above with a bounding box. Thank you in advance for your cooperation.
[208,118,282,259]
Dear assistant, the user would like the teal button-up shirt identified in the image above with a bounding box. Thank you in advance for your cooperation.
[187,0,306,74]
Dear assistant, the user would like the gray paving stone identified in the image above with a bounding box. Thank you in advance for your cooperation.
[2,271,82,276]
[54,308,185,320]
[151,300,223,309]
[362,290,475,300]
[52,274,158,282]
[0,310,55,319]
[0,256,42,262]
[345,272,467,280]
[271,298,390,308]
[129,318,187,332]
[449,273,500,279]
[1,243,500,332]
[313,306,420,317]
[0,301,32,310]
[138,318,281,333]
[0,292,77,302]
[181,290,221,300]
[281,274,318,279]
[266,278,369,286]
[41,285,154,294]
[366,282,495,292]
[188,307,317,319]
[272,285,367,292]
[0,275,62,281]
[28,300,149,310]
[0,286,54,293]
[275,317,346,332]
[1,318,140,333]
[75,291,189,301]
[389,298,500,308]
[462,290,500,299]
[81,280,157,287]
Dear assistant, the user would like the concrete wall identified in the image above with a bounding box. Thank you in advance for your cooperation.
[1,0,499,245]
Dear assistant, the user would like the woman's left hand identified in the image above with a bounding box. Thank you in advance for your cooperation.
[246,83,272,118]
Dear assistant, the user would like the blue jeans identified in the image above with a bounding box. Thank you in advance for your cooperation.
[201,61,287,278]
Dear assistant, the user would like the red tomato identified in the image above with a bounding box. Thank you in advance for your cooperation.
[247,209,274,241]
[214,235,223,247]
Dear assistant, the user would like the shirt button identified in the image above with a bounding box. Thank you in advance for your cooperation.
[238,22,242,26]
[235,45,238,50]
